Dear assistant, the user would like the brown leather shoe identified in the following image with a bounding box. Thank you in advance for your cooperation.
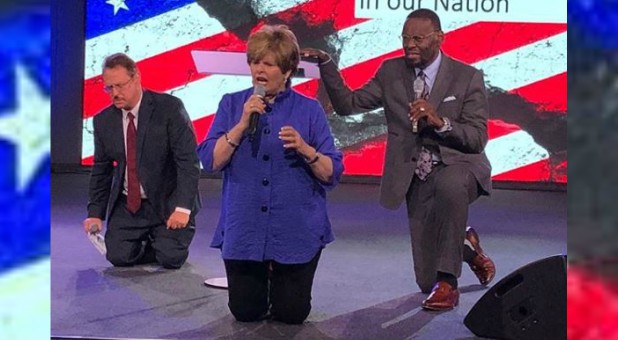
[465,226,496,285]
[422,281,460,311]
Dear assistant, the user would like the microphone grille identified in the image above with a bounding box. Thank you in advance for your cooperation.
[413,77,424,94]
[254,85,266,97]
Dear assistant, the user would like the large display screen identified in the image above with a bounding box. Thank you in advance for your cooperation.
[82,0,566,183]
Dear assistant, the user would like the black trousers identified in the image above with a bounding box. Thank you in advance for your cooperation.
[224,249,322,324]
[406,163,481,293]
[105,196,195,269]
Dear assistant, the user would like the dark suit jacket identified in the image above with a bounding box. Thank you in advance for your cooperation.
[87,90,201,224]
[320,54,492,209]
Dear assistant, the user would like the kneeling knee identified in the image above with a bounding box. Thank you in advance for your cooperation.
[272,305,310,324]
[156,252,188,269]
[106,250,134,267]
[229,306,266,322]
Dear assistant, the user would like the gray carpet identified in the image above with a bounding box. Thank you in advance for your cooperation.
[51,173,566,339]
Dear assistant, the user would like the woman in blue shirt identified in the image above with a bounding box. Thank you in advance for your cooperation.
[197,25,344,324]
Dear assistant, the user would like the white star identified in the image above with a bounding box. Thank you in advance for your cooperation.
[0,64,50,192]
[106,0,129,15]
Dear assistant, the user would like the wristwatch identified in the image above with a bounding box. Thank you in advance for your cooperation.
[436,117,452,133]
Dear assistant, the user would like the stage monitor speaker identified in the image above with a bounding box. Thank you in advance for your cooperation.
[464,254,566,340]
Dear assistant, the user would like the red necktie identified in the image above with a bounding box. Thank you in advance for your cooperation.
[126,112,141,213]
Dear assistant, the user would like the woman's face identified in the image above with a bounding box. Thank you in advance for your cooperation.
[250,51,291,97]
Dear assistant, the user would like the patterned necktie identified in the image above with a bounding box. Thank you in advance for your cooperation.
[417,70,429,99]
[414,70,433,181]
[126,112,141,213]
[414,146,433,181]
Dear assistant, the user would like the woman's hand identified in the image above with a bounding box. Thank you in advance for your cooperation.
[279,125,313,159]
[239,94,267,131]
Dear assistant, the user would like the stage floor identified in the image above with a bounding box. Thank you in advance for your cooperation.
[51,173,566,340]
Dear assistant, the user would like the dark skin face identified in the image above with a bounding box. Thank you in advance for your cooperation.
[401,17,443,69]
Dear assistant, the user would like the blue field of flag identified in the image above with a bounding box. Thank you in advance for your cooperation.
[86,0,195,39]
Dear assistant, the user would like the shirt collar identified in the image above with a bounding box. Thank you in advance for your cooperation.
[273,86,293,103]
[415,50,442,84]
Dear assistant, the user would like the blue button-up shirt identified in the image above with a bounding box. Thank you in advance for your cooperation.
[197,87,344,264]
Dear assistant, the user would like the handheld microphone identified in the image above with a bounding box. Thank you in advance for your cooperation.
[248,85,266,141]
[412,77,425,133]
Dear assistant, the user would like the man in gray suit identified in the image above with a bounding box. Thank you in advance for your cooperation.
[302,8,495,310]
[82,53,201,269]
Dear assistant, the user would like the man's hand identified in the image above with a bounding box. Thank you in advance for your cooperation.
[83,217,103,234]
[300,48,330,64]
[166,211,190,229]
[408,99,444,129]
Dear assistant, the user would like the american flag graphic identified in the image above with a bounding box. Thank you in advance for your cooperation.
[82,0,566,183]
[0,5,50,338]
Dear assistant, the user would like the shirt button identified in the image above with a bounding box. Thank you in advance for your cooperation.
[264,128,271,134]
[263,154,270,161]
[261,205,268,212]
[262,178,270,186]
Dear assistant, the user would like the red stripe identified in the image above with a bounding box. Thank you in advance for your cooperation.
[293,80,320,99]
[82,155,94,166]
[82,0,367,119]
[510,72,566,113]
[485,73,566,140]
[442,22,567,64]
[192,114,216,145]
[341,135,386,176]
[492,159,548,182]
[487,120,520,140]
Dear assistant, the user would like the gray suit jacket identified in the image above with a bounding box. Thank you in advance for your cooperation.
[87,90,201,224]
[320,54,491,209]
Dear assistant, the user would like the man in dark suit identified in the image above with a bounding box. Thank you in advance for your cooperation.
[302,8,495,310]
[82,53,201,269]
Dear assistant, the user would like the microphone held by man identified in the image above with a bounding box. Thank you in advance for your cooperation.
[412,76,425,133]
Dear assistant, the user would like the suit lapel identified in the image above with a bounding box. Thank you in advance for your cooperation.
[429,55,452,110]
[136,90,153,166]
[401,60,416,104]
[110,107,125,162]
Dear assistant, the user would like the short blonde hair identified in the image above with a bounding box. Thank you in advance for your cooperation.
[246,25,300,79]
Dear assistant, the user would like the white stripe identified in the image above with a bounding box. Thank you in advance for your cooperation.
[486,130,549,176]
[84,0,311,79]
[0,258,50,339]
[473,32,567,91]
[333,18,475,68]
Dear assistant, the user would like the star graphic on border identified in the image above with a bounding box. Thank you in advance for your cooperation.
[106,0,129,15]
[0,64,50,192]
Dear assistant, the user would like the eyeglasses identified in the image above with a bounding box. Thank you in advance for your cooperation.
[400,31,440,45]
[103,76,134,93]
